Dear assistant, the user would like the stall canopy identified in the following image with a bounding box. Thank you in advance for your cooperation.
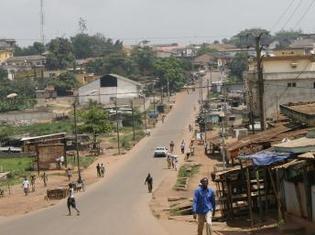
[238,150,292,166]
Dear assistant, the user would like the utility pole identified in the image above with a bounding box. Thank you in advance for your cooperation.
[115,99,121,155]
[143,96,147,130]
[73,97,82,181]
[248,88,255,134]
[131,99,136,141]
[221,92,227,169]
[255,33,266,131]
[167,77,170,102]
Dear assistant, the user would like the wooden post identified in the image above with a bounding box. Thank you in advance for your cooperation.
[246,167,254,227]
[302,165,312,221]
[264,167,268,215]
[36,144,40,176]
[268,168,283,223]
[256,169,263,221]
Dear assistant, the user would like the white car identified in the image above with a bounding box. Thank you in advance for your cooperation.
[154,146,168,158]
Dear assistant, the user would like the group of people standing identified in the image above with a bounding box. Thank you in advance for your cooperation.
[96,163,105,177]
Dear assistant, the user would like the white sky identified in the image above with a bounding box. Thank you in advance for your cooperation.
[1,0,315,46]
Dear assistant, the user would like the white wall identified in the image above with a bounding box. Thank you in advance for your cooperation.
[78,78,139,105]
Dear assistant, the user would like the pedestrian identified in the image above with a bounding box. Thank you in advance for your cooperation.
[96,163,101,177]
[22,177,30,196]
[193,177,216,235]
[67,183,80,216]
[41,171,48,187]
[169,140,175,153]
[30,175,36,192]
[162,114,166,123]
[60,155,65,167]
[167,155,171,169]
[180,140,185,154]
[174,157,179,171]
[144,173,153,193]
[100,163,105,177]
[185,152,190,161]
[171,156,175,169]
[66,168,72,181]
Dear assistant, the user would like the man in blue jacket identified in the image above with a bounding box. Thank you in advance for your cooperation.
[193,177,216,235]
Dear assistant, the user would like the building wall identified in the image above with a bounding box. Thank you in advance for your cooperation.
[78,78,139,105]
[0,50,13,63]
[263,59,315,73]
[263,78,315,119]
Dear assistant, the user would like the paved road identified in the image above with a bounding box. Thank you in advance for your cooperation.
[1,91,199,235]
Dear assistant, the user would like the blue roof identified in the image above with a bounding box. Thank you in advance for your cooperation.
[238,150,292,166]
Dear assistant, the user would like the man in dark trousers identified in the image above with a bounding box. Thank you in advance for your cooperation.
[144,173,153,193]
[67,183,80,216]
[96,163,101,177]
[192,177,216,235]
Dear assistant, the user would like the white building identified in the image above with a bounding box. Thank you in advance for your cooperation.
[78,74,143,105]
[245,50,315,120]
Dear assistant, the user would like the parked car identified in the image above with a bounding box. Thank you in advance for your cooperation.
[153,146,168,157]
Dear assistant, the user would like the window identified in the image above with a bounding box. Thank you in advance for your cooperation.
[292,82,296,87]
[313,82,315,89]
[288,82,296,87]
[288,83,291,87]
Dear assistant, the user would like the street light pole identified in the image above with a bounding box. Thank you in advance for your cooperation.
[73,97,81,181]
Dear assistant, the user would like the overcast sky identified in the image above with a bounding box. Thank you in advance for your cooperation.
[1,0,315,46]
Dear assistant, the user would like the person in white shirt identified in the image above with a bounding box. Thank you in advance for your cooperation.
[67,183,80,216]
[22,178,30,196]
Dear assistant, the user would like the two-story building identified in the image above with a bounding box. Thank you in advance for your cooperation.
[245,49,315,120]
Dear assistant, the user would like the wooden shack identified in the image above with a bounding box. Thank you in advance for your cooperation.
[34,143,65,170]
[21,133,66,153]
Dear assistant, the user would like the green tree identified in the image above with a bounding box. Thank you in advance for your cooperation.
[228,28,271,48]
[46,38,75,70]
[48,72,78,96]
[131,46,156,75]
[0,69,8,81]
[273,30,302,49]
[14,42,45,56]
[228,52,248,80]
[79,101,112,148]
[153,57,186,92]
[196,43,218,56]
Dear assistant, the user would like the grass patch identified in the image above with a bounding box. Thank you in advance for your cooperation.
[174,164,201,189]
[66,156,96,169]
[0,157,33,186]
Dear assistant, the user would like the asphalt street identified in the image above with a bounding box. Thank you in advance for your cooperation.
[0,90,199,235]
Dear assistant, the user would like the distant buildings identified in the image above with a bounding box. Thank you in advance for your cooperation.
[245,49,315,120]
[1,55,46,80]
[78,74,143,105]
[0,39,15,63]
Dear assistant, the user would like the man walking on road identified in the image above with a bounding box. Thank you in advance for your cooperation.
[144,173,153,193]
[193,177,216,235]
[67,183,80,216]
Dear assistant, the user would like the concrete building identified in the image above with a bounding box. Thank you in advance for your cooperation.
[0,39,15,63]
[1,55,46,80]
[245,52,315,120]
[78,74,143,105]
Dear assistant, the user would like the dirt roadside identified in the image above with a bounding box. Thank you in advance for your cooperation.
[0,91,187,219]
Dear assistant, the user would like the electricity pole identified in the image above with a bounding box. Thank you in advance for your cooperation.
[143,96,147,130]
[115,100,121,155]
[255,34,266,131]
[131,99,136,141]
[73,97,82,181]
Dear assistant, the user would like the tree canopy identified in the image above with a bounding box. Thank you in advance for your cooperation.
[228,52,248,80]
[79,101,112,146]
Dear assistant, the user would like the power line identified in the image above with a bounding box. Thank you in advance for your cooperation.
[271,0,296,31]
[281,0,304,30]
[293,0,315,28]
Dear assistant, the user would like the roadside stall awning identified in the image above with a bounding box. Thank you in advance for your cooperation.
[238,150,292,166]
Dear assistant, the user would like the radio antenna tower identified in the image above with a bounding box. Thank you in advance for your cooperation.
[40,0,45,44]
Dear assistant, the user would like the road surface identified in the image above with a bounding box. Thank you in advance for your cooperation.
[1,91,199,235]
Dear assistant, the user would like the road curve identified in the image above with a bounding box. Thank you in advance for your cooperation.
[1,91,198,235]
